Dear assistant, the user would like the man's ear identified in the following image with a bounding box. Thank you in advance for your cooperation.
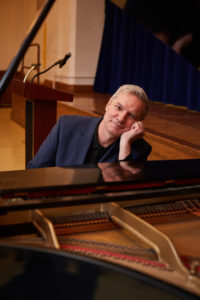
[105,98,113,111]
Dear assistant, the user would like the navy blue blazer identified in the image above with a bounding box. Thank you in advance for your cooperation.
[27,115,152,168]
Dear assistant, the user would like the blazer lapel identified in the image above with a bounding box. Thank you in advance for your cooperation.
[73,117,102,164]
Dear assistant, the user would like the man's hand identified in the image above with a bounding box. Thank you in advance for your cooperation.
[119,121,144,160]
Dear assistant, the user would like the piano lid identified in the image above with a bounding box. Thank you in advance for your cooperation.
[0,159,200,194]
[0,159,200,213]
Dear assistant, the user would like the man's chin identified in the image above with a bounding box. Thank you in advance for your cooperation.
[109,128,123,139]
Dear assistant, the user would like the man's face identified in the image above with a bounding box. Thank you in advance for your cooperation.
[102,92,146,139]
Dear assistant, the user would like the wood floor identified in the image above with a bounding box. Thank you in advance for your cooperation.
[143,102,200,160]
[0,91,200,171]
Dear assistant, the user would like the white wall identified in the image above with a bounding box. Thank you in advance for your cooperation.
[0,0,38,70]
[46,0,105,85]
[45,0,77,84]
[74,0,105,85]
[0,0,105,86]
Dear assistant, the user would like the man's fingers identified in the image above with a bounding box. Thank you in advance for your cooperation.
[131,121,144,133]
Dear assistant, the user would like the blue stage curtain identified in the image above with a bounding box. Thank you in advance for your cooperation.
[94,0,200,112]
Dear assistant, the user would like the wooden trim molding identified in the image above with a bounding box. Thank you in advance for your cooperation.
[43,80,93,93]
[55,81,93,93]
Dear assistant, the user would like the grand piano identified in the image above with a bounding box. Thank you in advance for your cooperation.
[1,0,200,299]
[0,159,200,299]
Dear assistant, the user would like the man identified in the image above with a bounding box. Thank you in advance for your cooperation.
[27,84,151,169]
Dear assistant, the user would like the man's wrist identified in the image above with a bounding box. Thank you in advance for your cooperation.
[118,153,132,162]
[119,141,131,160]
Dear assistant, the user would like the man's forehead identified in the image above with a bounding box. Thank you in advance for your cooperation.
[111,92,138,103]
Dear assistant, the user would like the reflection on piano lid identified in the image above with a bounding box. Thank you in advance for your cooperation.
[0,159,200,213]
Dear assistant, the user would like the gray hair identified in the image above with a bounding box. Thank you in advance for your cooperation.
[111,84,149,120]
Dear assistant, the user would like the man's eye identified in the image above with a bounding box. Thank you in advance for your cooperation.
[115,105,122,110]
[129,114,136,120]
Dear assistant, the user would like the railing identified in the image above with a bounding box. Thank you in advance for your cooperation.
[21,43,41,84]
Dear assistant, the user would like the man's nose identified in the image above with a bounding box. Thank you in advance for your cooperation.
[118,111,127,122]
